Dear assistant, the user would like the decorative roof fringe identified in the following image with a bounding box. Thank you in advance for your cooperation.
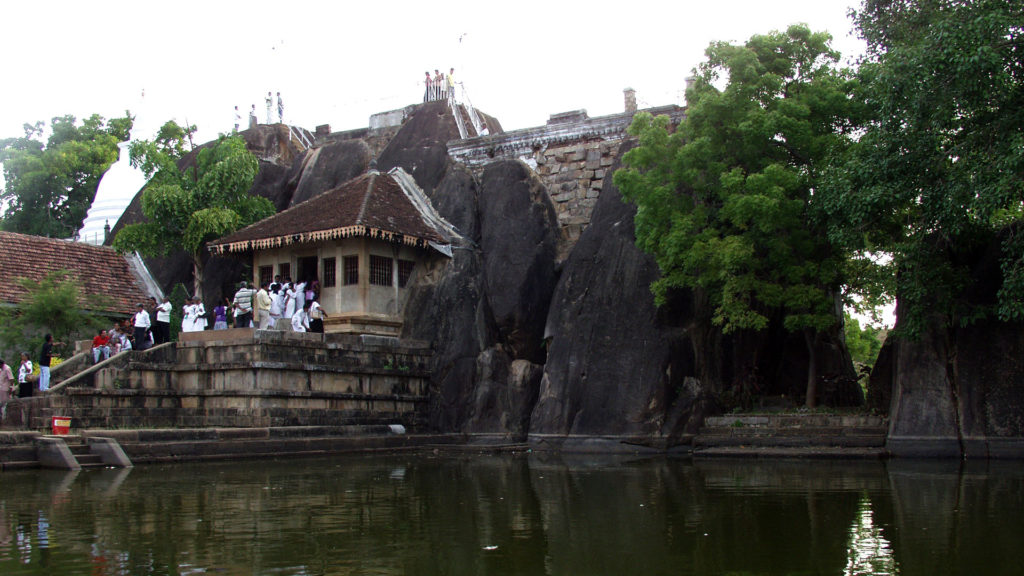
[209,224,438,255]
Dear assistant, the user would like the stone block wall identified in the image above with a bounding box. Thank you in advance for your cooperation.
[448,105,685,257]
[532,140,622,250]
[10,331,433,432]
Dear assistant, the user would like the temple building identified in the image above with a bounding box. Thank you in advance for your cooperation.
[208,167,456,336]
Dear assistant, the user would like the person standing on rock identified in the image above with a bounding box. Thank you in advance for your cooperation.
[265,92,273,124]
[249,104,258,129]
[446,68,456,100]
[424,71,432,102]
[276,92,284,123]
[433,70,443,100]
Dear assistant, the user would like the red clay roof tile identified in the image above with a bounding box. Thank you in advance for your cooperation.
[0,231,151,315]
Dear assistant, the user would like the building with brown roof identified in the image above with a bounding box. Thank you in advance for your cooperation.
[0,231,159,315]
[209,167,457,335]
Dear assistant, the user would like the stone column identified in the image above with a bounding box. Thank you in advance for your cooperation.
[624,88,637,114]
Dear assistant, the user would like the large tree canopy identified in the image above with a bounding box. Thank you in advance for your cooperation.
[821,0,1024,334]
[614,25,863,407]
[0,113,132,238]
[112,128,272,299]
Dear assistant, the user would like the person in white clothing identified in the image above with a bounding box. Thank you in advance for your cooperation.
[133,303,151,350]
[291,301,311,332]
[309,298,327,333]
[283,283,296,319]
[193,299,206,331]
[154,297,172,344]
[181,299,194,333]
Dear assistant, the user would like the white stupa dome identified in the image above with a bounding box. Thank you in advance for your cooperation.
[78,89,155,245]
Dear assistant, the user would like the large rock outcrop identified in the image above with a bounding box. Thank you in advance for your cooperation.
[110,102,872,447]
[530,150,701,439]
[872,238,1024,457]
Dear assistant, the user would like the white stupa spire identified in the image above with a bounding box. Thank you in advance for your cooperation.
[78,88,151,245]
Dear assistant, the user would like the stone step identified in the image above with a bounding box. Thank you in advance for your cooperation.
[694,433,886,449]
[74,453,106,467]
[699,426,886,437]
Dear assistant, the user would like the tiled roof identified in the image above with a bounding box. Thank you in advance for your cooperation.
[0,231,152,315]
[209,169,447,254]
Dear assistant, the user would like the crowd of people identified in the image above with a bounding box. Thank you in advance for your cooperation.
[0,278,331,408]
[235,91,285,132]
[423,68,456,102]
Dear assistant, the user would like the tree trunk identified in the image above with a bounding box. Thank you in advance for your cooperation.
[192,254,205,302]
[804,327,819,408]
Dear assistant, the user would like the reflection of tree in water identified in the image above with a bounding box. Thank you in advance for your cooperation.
[844,494,897,576]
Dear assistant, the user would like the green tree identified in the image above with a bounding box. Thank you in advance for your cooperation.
[843,313,883,368]
[0,270,112,359]
[821,0,1024,335]
[0,113,132,238]
[614,25,863,407]
[112,129,272,300]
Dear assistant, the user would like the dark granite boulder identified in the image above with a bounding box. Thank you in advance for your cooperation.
[378,101,461,195]
[478,161,560,363]
[463,347,543,438]
[110,125,302,303]
[530,150,691,437]
[286,139,372,206]
[878,284,1024,457]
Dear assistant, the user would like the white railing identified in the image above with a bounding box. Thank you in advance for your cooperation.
[288,125,314,151]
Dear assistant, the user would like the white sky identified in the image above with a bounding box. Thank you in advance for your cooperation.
[0,0,865,143]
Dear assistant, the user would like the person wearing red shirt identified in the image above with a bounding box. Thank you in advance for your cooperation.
[92,329,111,364]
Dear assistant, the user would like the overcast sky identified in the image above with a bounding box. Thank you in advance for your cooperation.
[1,0,865,143]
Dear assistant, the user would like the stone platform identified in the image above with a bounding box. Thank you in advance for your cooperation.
[693,413,889,458]
[3,329,432,432]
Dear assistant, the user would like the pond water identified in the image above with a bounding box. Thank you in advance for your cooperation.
[1,453,1022,575]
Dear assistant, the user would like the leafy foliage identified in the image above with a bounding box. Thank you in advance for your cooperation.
[844,313,884,368]
[614,25,861,335]
[821,0,1024,334]
[0,113,132,238]
[112,129,272,298]
[0,270,112,360]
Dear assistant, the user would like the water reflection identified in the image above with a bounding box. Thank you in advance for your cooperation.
[1,456,1023,575]
[845,495,897,576]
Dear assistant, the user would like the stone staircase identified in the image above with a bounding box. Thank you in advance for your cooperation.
[63,435,107,469]
[2,434,136,471]
[693,413,889,458]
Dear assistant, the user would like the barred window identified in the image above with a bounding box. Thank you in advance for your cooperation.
[322,258,337,288]
[369,255,393,286]
[258,265,273,289]
[398,259,415,288]
[343,256,359,286]
[278,263,290,280]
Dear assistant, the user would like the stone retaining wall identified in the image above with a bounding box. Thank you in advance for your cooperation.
[448,105,685,255]
[5,330,433,432]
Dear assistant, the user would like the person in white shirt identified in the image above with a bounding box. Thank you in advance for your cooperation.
[270,286,285,329]
[181,299,195,333]
[154,296,172,343]
[291,301,311,332]
[309,298,327,333]
[283,282,296,320]
[133,303,151,350]
[193,299,206,332]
